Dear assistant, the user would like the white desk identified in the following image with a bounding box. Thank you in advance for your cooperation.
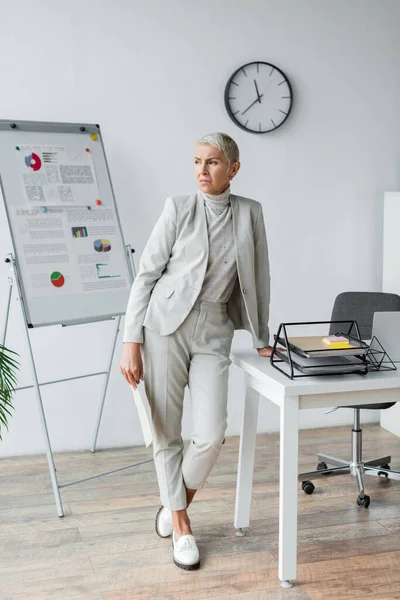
[231,349,400,588]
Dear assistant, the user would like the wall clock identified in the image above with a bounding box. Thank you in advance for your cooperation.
[224,61,293,134]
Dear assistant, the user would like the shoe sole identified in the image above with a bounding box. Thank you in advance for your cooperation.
[173,557,200,570]
[155,505,172,538]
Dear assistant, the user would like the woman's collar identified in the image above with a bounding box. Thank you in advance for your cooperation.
[200,185,231,206]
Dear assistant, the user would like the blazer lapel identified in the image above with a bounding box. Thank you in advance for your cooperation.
[194,191,209,259]
[231,193,254,297]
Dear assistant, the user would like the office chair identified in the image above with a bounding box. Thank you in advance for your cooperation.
[299,291,400,508]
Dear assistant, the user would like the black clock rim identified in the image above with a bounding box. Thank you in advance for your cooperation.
[224,61,293,134]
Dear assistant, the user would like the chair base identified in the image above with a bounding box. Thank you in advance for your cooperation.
[298,409,400,507]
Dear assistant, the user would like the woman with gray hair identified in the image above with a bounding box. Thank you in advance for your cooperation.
[120,132,272,570]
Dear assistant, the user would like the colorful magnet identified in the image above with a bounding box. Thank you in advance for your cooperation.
[87,206,91,210]
[40,206,47,213]
[15,146,20,151]
[85,147,90,152]
[91,134,98,141]
[96,199,101,206]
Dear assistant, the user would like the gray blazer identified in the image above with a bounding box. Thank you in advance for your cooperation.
[123,191,271,348]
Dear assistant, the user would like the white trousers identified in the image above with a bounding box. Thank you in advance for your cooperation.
[141,299,234,510]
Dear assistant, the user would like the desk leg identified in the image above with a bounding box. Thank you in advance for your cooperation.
[234,376,259,535]
[279,395,299,588]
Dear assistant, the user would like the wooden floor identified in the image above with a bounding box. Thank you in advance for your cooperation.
[1,424,400,599]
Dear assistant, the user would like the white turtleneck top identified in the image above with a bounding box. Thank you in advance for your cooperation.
[196,185,238,303]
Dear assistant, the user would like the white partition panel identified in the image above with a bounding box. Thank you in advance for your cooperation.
[381,192,400,436]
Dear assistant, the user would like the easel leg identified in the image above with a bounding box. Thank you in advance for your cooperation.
[90,315,121,453]
[1,277,13,347]
[21,315,64,517]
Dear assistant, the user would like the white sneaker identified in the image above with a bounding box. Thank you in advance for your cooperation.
[172,530,200,570]
[155,505,173,538]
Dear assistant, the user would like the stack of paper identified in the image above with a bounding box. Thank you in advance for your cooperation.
[131,385,153,447]
[285,336,368,357]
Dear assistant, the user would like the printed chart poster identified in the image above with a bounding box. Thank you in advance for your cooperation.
[11,205,129,299]
[67,206,129,294]
[17,145,101,206]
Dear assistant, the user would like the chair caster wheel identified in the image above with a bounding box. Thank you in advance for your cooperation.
[378,464,390,477]
[317,461,329,474]
[357,494,370,508]
[302,481,315,495]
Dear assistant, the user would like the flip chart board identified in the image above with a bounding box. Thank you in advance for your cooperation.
[0,120,132,327]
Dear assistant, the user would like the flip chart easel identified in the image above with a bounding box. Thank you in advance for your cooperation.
[0,120,151,517]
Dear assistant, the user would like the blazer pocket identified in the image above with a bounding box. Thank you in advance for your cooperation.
[162,285,175,298]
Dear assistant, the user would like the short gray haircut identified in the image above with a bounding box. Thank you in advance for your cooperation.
[196,132,240,164]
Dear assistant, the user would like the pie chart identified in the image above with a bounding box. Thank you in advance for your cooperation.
[94,239,111,252]
[24,152,42,171]
[50,271,65,288]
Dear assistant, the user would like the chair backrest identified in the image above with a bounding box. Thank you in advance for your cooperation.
[329,292,400,340]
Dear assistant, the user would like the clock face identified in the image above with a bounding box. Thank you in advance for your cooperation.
[224,62,293,134]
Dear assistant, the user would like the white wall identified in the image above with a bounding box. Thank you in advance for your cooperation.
[1,0,400,456]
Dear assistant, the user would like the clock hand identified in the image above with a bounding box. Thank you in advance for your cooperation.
[260,76,276,97]
[254,79,261,102]
[242,94,264,115]
[243,78,275,118]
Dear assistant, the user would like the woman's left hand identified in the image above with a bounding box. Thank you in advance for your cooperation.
[257,346,275,358]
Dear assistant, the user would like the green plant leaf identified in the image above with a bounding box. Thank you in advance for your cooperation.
[0,345,20,441]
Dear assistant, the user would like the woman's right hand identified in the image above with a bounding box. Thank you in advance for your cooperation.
[120,342,143,389]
